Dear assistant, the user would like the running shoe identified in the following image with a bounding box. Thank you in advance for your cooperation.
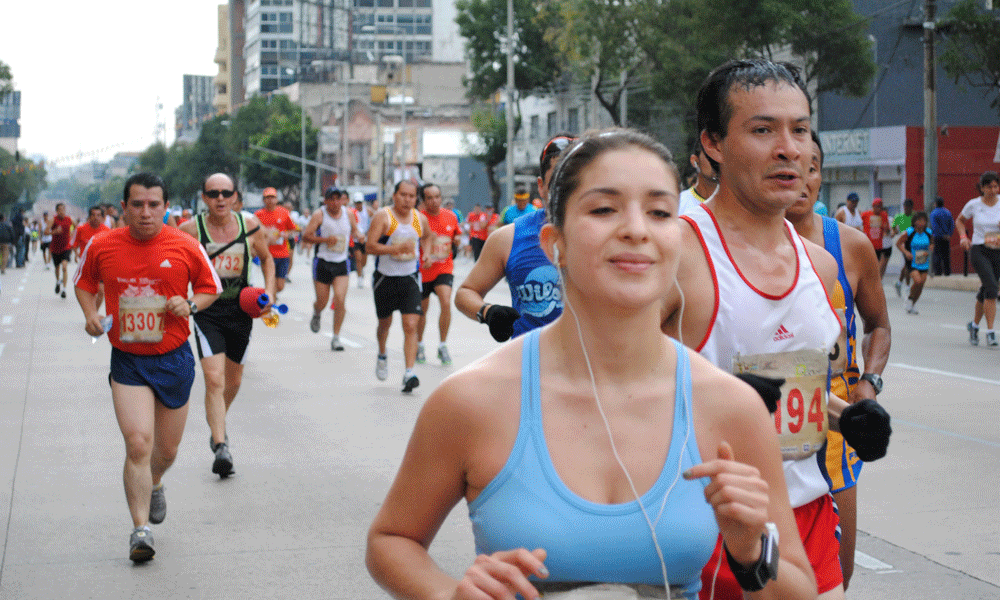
[402,373,420,393]
[968,321,980,346]
[331,335,344,351]
[905,300,918,314]
[54,282,60,294]
[212,442,233,478]
[894,281,902,297]
[376,355,388,381]
[987,331,998,347]
[310,312,321,333]
[149,484,166,525]
[416,343,426,364]
[60,290,66,299]
[438,344,452,366]
[129,527,155,562]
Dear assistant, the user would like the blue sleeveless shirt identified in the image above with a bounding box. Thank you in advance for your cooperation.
[468,330,718,597]
[506,210,563,338]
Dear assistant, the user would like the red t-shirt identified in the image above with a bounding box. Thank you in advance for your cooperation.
[74,222,110,251]
[469,212,498,241]
[255,206,297,258]
[49,215,74,254]
[861,210,889,250]
[420,209,460,281]
[74,226,222,355]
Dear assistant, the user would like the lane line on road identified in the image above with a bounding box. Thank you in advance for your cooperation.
[889,362,1000,387]
[322,332,362,348]
[893,418,1000,449]
[9,298,17,305]
[855,551,895,571]
[0,343,4,359]
[1,316,10,325]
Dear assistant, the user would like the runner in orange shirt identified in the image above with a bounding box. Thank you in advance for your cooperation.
[416,183,461,365]
[74,205,111,260]
[74,172,222,563]
[254,187,298,295]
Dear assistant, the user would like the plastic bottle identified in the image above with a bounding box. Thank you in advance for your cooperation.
[261,303,289,328]
[91,315,113,344]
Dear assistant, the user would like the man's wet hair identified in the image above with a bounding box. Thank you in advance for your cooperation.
[696,59,810,172]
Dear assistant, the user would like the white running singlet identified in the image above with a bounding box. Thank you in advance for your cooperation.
[376,207,421,276]
[683,204,841,508]
[316,207,351,264]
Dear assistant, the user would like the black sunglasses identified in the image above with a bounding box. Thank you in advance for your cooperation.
[204,189,236,199]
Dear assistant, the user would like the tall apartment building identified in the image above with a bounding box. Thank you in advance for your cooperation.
[175,75,217,143]
[0,91,20,155]
[239,0,462,100]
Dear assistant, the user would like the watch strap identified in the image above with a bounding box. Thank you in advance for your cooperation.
[723,529,778,592]
[476,304,489,324]
[861,372,883,394]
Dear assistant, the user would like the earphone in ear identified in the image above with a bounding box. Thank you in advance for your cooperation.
[553,245,560,266]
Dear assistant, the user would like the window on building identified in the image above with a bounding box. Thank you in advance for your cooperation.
[398,0,414,6]
[354,0,374,6]
[376,0,393,6]
[567,108,579,134]
[352,143,366,171]
[530,115,540,141]
[546,112,557,137]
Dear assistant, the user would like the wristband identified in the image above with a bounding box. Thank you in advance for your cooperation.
[724,523,780,592]
[476,304,490,324]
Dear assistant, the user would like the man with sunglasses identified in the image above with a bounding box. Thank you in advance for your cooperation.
[455,133,574,342]
[255,187,298,296]
[180,173,276,478]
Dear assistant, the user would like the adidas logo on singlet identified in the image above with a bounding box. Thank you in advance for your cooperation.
[773,324,794,341]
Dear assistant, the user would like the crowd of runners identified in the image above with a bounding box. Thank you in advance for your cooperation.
[3,56,998,600]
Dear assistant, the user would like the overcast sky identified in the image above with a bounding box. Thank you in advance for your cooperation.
[2,1,220,167]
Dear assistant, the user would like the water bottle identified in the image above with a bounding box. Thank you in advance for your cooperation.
[91,315,113,344]
[261,303,288,328]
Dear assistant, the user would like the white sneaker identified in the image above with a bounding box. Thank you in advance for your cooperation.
[376,355,388,380]
[905,299,918,314]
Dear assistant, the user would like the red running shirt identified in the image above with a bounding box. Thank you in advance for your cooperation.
[420,209,460,282]
[255,206,297,258]
[73,222,110,251]
[49,215,74,254]
[74,226,222,355]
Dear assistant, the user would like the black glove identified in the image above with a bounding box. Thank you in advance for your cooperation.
[734,373,785,414]
[484,305,520,342]
[839,399,892,462]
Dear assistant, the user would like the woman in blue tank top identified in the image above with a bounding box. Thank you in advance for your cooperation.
[367,130,817,600]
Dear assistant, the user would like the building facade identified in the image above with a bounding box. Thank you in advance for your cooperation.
[175,75,217,143]
[0,91,21,155]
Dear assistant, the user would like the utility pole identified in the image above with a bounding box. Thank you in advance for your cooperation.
[923,0,937,210]
[504,0,514,210]
[300,0,308,212]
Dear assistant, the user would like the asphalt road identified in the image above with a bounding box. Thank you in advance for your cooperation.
[0,248,996,599]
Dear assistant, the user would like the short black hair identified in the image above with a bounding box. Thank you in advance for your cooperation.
[394,180,417,194]
[88,205,105,217]
[811,130,824,168]
[696,59,810,172]
[935,197,945,208]
[419,182,440,200]
[980,171,999,190]
[124,172,168,203]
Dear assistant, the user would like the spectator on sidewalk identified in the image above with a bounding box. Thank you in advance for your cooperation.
[930,197,955,276]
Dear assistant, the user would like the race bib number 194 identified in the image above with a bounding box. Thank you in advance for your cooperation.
[733,348,829,461]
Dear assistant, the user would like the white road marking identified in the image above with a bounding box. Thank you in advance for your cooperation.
[17,286,23,292]
[2,315,11,325]
[855,551,895,571]
[889,362,1000,387]
[939,323,966,330]
[322,332,362,348]
[0,343,5,358]
[10,298,18,304]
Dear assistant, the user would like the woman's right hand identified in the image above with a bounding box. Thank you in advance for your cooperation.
[452,548,548,600]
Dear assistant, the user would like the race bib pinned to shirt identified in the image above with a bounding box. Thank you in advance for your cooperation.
[206,242,245,278]
[733,348,829,461]
[118,295,167,344]
[326,235,347,254]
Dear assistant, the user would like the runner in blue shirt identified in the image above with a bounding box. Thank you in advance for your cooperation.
[896,211,933,314]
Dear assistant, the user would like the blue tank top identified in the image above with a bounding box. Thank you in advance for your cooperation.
[468,330,718,597]
[506,211,563,338]
[822,216,858,392]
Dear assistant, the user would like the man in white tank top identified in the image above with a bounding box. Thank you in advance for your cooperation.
[303,186,360,351]
[834,193,863,231]
[661,60,890,600]
[366,181,432,392]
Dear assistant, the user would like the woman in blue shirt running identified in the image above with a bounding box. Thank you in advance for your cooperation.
[896,211,934,314]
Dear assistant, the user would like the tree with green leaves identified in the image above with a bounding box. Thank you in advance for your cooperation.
[0,148,47,208]
[541,0,645,126]
[244,99,318,199]
[0,60,13,101]
[456,0,561,129]
[466,107,515,210]
[941,0,1000,115]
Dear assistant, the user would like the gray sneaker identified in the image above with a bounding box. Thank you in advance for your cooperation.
[212,442,233,478]
[149,485,166,525]
[129,527,155,562]
[894,281,902,297]
[416,343,426,364]
[376,355,388,381]
[310,312,321,333]
[438,344,452,366]
[968,321,980,346]
[987,331,998,347]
